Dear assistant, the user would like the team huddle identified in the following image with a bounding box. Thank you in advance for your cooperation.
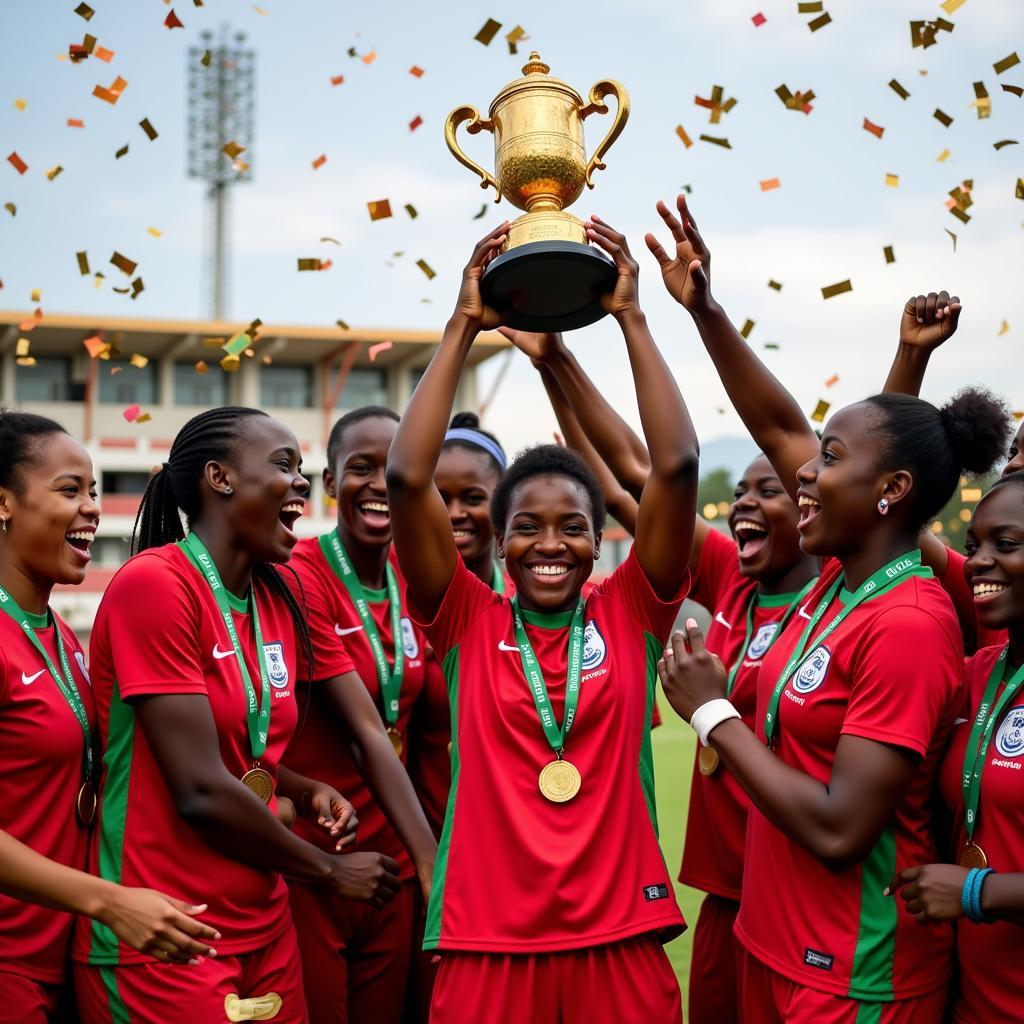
[0,197,1021,1024]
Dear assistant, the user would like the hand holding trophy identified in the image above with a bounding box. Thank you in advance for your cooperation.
[445,52,629,332]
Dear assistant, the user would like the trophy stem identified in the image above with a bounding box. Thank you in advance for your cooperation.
[525,195,563,213]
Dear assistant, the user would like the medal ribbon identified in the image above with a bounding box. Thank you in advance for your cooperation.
[725,578,818,698]
[491,560,506,595]
[179,532,272,760]
[0,584,94,784]
[961,646,1024,840]
[511,596,585,756]
[764,550,931,745]
[319,530,404,728]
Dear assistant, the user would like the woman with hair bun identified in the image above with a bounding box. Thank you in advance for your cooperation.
[652,195,1012,1022]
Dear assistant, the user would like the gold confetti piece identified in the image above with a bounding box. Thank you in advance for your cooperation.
[971,81,991,119]
[130,277,144,299]
[994,139,1019,150]
[506,25,527,55]
[1017,178,1024,200]
[949,205,970,224]
[220,353,240,372]
[675,124,693,148]
[473,203,488,220]
[164,9,184,29]
[759,177,780,191]
[797,1,822,11]
[368,198,392,220]
[15,357,36,367]
[961,487,982,502]
[76,251,90,274]
[112,286,130,295]
[945,228,958,250]
[863,117,884,139]
[889,79,910,100]
[82,335,109,358]
[937,148,951,162]
[695,85,738,125]
[767,280,783,291]
[46,165,63,181]
[130,353,149,368]
[933,108,953,127]
[410,65,425,77]
[15,337,30,357]
[361,49,377,65]
[7,152,28,175]
[699,134,732,149]
[222,140,245,159]
[409,115,423,131]
[940,0,965,11]
[94,46,114,62]
[201,50,212,67]
[67,117,84,128]
[139,118,158,140]
[92,272,104,288]
[1014,411,1024,422]
[347,47,358,58]
[1002,83,1024,97]
[312,154,327,170]
[82,33,97,54]
[110,251,137,276]
[93,76,127,105]
[740,319,755,339]
[885,173,899,187]
[911,17,954,49]
[882,245,895,264]
[475,18,502,45]
[825,374,840,388]
[30,289,40,303]
[13,98,26,112]
[995,52,1020,75]
[810,399,830,423]
[368,341,393,361]
[3,202,14,216]
[416,258,436,280]
[998,320,1009,335]
[336,319,350,331]
[75,2,94,19]
[261,354,272,365]
[330,73,344,86]
[402,204,418,220]
[821,279,852,299]
[115,144,128,159]
[253,4,268,13]
[752,12,766,26]
[807,12,831,31]
[775,84,815,113]
[297,258,322,271]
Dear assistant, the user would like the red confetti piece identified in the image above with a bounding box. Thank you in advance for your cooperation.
[94,46,114,62]
[312,154,327,170]
[409,115,423,132]
[330,74,344,86]
[7,151,28,175]
[759,177,781,191]
[122,404,141,422]
[164,9,184,29]
[409,65,425,77]
[319,259,333,271]
[67,117,85,128]
[369,341,393,361]
[863,117,885,139]
[751,12,766,26]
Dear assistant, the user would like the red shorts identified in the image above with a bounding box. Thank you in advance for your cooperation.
[0,973,69,1024]
[430,935,682,1024]
[73,922,306,1024]
[287,877,414,1024]
[689,894,740,1024]
[738,948,948,1024]
[403,882,436,1024]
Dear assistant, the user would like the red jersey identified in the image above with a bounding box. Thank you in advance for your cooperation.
[938,645,1024,1024]
[284,536,426,879]
[940,548,1008,654]
[680,527,814,900]
[413,550,688,953]
[72,544,300,965]
[735,558,963,1000]
[0,607,94,982]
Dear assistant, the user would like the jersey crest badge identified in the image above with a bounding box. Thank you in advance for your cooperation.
[263,643,289,688]
[792,645,831,694]
[746,623,779,662]
[582,620,607,671]
[74,650,92,685]
[995,704,1024,759]
[400,617,419,659]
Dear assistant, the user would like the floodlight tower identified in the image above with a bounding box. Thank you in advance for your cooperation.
[187,26,255,320]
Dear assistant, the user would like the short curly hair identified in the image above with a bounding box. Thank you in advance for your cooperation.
[490,444,607,534]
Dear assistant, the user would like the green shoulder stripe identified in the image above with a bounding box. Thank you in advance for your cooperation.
[640,632,662,837]
[849,826,897,1000]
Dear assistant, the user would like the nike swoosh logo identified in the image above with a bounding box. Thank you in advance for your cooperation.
[335,624,364,637]
[953,716,970,726]
[497,640,520,652]
[21,669,45,686]
[714,612,733,629]
[798,604,813,620]
[212,645,235,660]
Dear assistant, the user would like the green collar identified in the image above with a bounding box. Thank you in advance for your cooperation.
[518,605,577,629]
[755,588,804,608]
[22,608,50,629]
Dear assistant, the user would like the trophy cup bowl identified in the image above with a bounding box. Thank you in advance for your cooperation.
[445,53,629,332]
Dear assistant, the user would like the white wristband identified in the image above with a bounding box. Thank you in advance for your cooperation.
[690,699,741,747]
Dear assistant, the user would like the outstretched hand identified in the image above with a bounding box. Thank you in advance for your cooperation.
[657,619,727,724]
[645,195,712,314]
[584,215,642,318]
[497,326,565,364]
[453,223,509,331]
[899,291,962,352]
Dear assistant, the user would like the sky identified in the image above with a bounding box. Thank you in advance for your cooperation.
[1,0,1022,469]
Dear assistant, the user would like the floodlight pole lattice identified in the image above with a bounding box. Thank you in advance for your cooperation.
[187,27,255,321]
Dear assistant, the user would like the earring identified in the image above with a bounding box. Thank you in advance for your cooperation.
[224,486,234,496]
[877,498,889,516]
[1,517,6,534]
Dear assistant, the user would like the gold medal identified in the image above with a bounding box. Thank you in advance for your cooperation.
[224,992,283,1022]
[75,780,97,827]
[958,841,988,869]
[387,726,404,757]
[538,759,582,803]
[697,745,720,776]
[447,741,453,758]
[241,765,275,803]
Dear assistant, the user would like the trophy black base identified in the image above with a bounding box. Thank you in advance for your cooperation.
[481,241,617,333]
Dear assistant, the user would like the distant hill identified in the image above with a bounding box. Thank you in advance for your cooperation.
[699,436,760,483]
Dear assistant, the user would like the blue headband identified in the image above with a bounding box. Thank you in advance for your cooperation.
[443,427,507,471]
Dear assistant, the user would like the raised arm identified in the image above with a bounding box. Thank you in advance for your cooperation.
[585,216,699,599]
[386,224,508,619]
[646,195,816,503]
[883,290,962,396]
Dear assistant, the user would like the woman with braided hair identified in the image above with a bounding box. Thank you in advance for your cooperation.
[72,407,400,1024]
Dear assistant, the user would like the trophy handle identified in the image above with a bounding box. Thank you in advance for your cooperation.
[444,105,502,203]
[579,80,630,189]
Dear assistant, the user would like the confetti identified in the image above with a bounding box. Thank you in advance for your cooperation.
[93,76,127,105]
[361,50,377,65]
[939,0,965,11]
[319,236,340,245]
[109,366,122,376]
[807,13,831,31]
[130,276,144,300]
[937,148,951,162]
[16,357,36,368]
[700,134,732,149]
[110,251,137,275]
[222,140,245,159]
[740,319,755,339]
[675,125,693,148]
[220,354,240,372]
[910,18,953,49]
[505,26,527,55]
[223,333,250,356]
[961,487,982,502]
[336,319,350,331]
[994,139,1019,150]
[1015,411,1024,422]
[164,9,184,29]
[404,204,418,219]
[945,228,958,250]
[695,85,738,124]
[409,115,423,132]
[994,52,1020,75]
[75,2,94,20]
[997,320,1009,335]
[821,279,852,299]
[311,154,327,170]
[883,245,895,264]
[971,81,991,119]
[76,251,90,274]
[330,74,344,86]
[15,337,30,357]
[253,4,267,14]
[775,84,815,113]
[810,399,830,422]
[416,258,436,280]
[825,374,840,388]
[475,18,502,45]
[368,341,393,361]
[82,335,109,358]
[297,258,322,271]
[81,33,97,54]
[759,177,780,191]
[473,204,488,219]
[7,152,27,175]
[863,117,885,139]
[195,360,209,374]
[767,280,783,291]
[889,79,910,100]
[112,286,130,295]
[147,226,162,237]
[46,165,63,181]
[139,118,158,141]
[201,50,212,67]
[1017,178,1024,200]
[885,173,899,187]
[3,203,14,216]
[797,1,822,11]
[123,404,141,422]
[67,117,84,128]
[129,353,149,369]
[94,47,114,62]
[30,289,40,303]
[13,98,26,112]
[318,260,333,272]
[410,66,425,77]
[1002,83,1024,97]
[933,108,953,127]
[752,12,766,26]
[115,144,128,158]
[367,199,392,220]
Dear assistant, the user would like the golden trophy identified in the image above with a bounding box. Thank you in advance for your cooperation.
[445,52,629,331]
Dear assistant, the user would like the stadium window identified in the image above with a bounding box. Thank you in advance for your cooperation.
[15,356,74,402]
[101,470,153,494]
[175,361,227,406]
[99,362,157,405]
[333,367,387,410]
[261,364,312,409]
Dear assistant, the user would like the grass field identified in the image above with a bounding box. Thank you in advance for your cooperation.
[651,696,704,1004]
